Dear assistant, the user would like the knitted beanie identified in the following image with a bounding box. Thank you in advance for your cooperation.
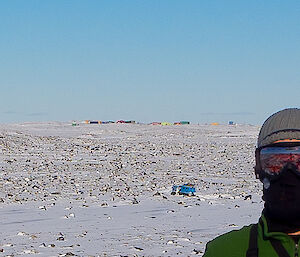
[258,108,300,148]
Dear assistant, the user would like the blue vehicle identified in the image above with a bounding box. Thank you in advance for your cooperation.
[171,184,196,196]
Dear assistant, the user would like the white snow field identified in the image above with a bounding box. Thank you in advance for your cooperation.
[0,122,263,256]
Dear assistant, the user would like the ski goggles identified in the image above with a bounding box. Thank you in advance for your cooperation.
[256,145,300,176]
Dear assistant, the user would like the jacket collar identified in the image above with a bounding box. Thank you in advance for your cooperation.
[259,215,295,242]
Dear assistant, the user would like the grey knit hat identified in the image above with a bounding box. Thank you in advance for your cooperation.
[258,108,300,148]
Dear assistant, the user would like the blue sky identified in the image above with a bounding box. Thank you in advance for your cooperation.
[0,1,299,124]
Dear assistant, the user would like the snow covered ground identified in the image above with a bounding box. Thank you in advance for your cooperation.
[0,122,263,256]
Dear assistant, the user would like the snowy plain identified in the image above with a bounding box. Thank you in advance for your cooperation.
[0,122,263,256]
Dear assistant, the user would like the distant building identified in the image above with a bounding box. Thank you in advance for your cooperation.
[174,121,190,125]
[180,121,190,125]
[89,121,100,124]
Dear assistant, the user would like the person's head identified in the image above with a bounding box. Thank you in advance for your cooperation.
[255,108,300,225]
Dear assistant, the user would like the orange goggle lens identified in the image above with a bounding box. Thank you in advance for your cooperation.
[260,146,300,175]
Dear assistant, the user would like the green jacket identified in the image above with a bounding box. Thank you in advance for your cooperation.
[203,215,300,257]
